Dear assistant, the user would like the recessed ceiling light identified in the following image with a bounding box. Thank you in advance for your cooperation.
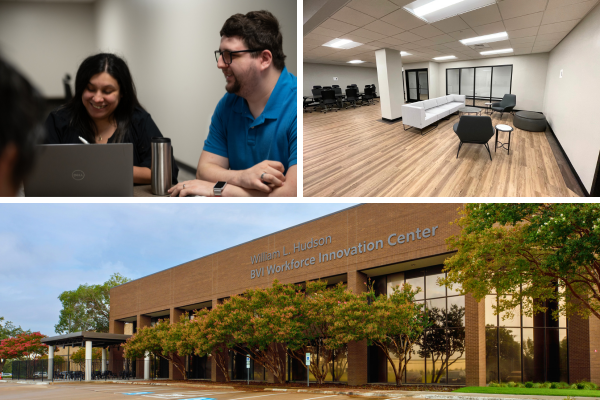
[323,38,363,49]
[400,51,412,56]
[403,0,496,23]
[347,60,366,63]
[460,32,509,45]
[480,48,513,55]
[433,55,456,60]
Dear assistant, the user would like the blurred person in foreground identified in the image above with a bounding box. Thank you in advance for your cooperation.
[169,10,296,197]
[0,58,46,196]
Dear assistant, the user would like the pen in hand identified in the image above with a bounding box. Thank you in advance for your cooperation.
[78,136,89,144]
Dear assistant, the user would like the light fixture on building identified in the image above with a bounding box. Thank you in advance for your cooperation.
[400,51,412,56]
[480,48,514,55]
[347,60,366,63]
[403,0,496,23]
[322,38,363,49]
[433,55,457,60]
[460,32,509,45]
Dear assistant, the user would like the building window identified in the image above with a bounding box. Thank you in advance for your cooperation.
[369,265,466,385]
[446,65,513,108]
[486,292,568,383]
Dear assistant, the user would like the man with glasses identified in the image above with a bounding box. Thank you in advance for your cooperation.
[169,10,296,197]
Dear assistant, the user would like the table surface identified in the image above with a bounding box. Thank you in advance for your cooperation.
[459,106,482,112]
[134,185,168,197]
[496,124,513,131]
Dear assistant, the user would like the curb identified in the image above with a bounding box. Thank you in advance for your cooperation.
[49,380,236,390]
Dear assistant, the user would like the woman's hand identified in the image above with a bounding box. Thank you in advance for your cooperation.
[168,179,214,197]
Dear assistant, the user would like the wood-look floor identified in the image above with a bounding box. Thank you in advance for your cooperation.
[303,103,579,197]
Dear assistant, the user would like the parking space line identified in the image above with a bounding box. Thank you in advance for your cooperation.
[302,396,340,400]
[226,394,284,400]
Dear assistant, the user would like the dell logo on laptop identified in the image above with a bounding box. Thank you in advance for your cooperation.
[72,170,85,180]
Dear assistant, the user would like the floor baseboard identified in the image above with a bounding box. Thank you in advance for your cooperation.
[545,122,588,197]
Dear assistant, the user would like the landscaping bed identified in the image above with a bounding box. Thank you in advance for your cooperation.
[454,383,600,397]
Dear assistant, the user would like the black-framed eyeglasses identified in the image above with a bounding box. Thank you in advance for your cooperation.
[214,49,265,65]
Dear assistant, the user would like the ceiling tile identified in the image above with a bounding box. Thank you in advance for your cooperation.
[447,28,479,40]
[513,48,533,54]
[389,0,414,6]
[400,42,426,50]
[304,37,328,47]
[346,0,400,19]
[303,43,320,51]
[547,0,598,9]
[311,26,347,38]
[339,33,378,43]
[444,41,470,50]
[349,27,389,40]
[304,31,337,42]
[429,34,457,44]
[342,46,379,56]
[319,18,361,34]
[413,38,437,47]
[531,46,554,53]
[506,26,540,38]
[511,42,535,49]
[472,21,507,36]
[488,39,512,48]
[538,19,580,34]
[362,20,404,36]
[331,6,377,27]
[431,16,471,33]
[536,31,570,41]
[378,36,407,45]
[503,12,544,31]
[534,39,561,47]
[366,41,392,49]
[394,31,425,42]
[381,9,427,30]
[410,24,446,38]
[541,0,598,24]
[510,36,537,44]
[459,4,502,27]
[304,47,344,58]
[497,0,549,20]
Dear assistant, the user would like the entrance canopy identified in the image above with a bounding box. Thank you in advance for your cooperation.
[41,331,131,348]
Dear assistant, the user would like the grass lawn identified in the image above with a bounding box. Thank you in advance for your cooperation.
[454,387,600,397]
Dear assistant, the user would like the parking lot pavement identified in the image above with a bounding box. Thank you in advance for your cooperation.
[0,382,391,400]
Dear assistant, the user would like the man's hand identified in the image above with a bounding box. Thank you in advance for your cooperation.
[238,160,286,193]
[168,179,214,197]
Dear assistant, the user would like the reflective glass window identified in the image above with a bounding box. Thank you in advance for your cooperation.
[406,360,425,383]
[447,296,465,328]
[387,272,404,296]
[522,328,544,382]
[499,328,521,382]
[485,295,498,327]
[447,358,466,384]
[406,276,424,300]
[447,69,460,95]
[426,273,445,298]
[427,298,446,328]
[486,328,498,383]
[499,295,521,327]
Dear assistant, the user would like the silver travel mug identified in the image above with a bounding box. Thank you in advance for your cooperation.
[151,137,172,196]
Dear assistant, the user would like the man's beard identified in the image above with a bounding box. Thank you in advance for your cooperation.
[226,75,241,94]
[225,65,258,97]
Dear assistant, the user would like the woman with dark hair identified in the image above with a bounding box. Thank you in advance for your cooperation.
[45,53,178,184]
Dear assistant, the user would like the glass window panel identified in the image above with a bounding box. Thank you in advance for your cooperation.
[522,328,544,383]
[426,273,445,298]
[406,360,425,383]
[485,295,498,327]
[408,71,418,101]
[499,327,521,382]
[387,272,404,296]
[428,356,447,383]
[447,69,460,95]
[333,348,347,382]
[499,295,521,327]
[475,67,492,99]
[447,296,465,328]
[427,298,446,328]
[406,276,424,300]
[447,358,466,385]
[387,354,401,384]
[460,68,474,106]
[447,280,462,296]
[558,329,568,383]
[447,328,466,360]
[522,297,533,327]
[411,335,426,360]
[546,329,568,382]
[418,70,429,100]
[486,328,498,383]
[491,66,512,99]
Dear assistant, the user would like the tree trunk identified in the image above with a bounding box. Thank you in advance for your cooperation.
[214,350,229,382]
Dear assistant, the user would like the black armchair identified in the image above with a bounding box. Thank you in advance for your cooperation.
[362,86,374,105]
[320,89,338,113]
[345,87,361,109]
[491,94,516,117]
[453,116,495,160]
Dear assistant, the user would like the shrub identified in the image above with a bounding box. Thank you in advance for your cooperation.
[516,383,525,388]
[550,382,558,389]
[542,382,552,388]
[507,382,517,388]
[525,382,534,388]
[533,383,542,388]
[577,382,586,390]
[488,382,498,387]
[570,384,578,389]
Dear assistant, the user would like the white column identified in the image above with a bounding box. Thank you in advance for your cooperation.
[101,348,107,373]
[85,340,92,381]
[144,352,150,380]
[375,48,405,121]
[48,345,54,381]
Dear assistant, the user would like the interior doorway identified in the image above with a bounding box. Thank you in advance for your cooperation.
[406,68,429,102]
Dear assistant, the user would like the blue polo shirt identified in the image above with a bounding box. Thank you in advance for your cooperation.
[203,67,297,173]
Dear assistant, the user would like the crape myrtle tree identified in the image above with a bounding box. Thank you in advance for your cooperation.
[70,347,101,369]
[441,203,600,321]
[122,315,196,380]
[0,317,27,375]
[190,308,230,381]
[330,282,428,386]
[0,332,48,362]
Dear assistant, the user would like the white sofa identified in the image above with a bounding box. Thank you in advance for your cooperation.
[401,95,466,135]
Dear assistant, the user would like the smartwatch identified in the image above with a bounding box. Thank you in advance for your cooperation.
[213,181,227,197]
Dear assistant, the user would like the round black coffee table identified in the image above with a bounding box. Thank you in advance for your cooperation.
[459,106,482,116]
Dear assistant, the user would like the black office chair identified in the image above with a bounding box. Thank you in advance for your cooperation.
[333,86,345,108]
[313,85,322,89]
[332,84,340,88]
[63,74,72,101]
[320,89,338,113]
[371,84,379,102]
[303,96,319,113]
[362,87,374,106]
[453,116,495,160]
[311,87,322,110]
[490,94,516,118]
[345,87,361,109]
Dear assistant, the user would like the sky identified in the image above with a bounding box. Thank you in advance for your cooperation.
[0,203,356,337]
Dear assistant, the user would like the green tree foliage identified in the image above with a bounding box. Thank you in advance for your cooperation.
[330,282,429,386]
[55,273,130,334]
[442,203,600,320]
[0,317,28,375]
[70,347,101,368]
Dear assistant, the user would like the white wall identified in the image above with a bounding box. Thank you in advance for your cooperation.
[426,53,550,112]
[0,1,96,97]
[95,0,297,168]
[303,62,377,96]
[543,3,600,193]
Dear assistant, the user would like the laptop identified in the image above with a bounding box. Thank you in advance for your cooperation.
[24,144,133,197]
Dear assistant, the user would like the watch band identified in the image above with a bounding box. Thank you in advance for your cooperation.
[213,181,227,197]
